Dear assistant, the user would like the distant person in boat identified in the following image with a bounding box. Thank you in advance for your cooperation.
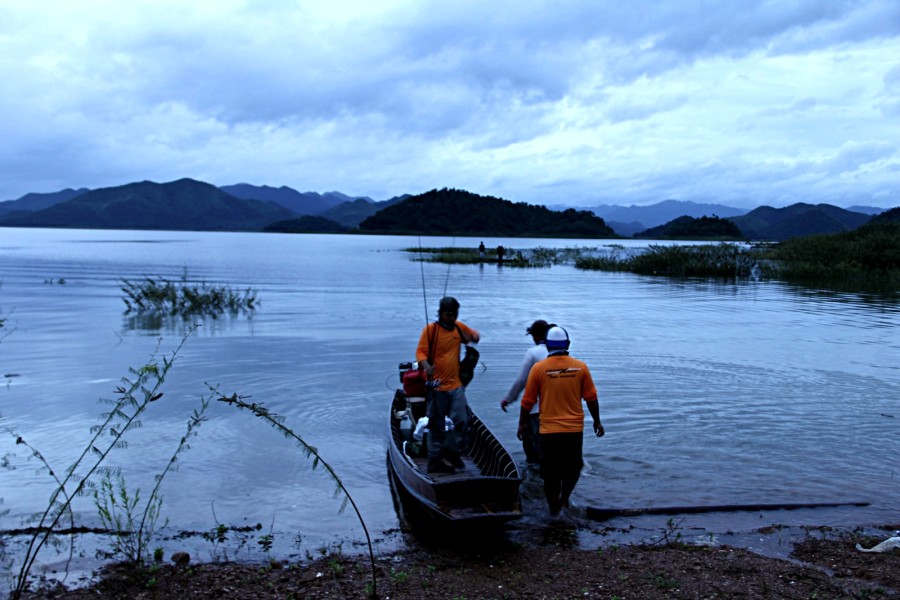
[500,319,553,466]
[478,241,485,261]
[416,296,481,474]
[519,326,604,517]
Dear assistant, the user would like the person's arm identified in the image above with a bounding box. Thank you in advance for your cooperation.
[415,325,433,377]
[518,369,539,438]
[581,363,603,436]
[501,352,535,411]
[517,405,531,440]
[585,398,603,437]
[457,321,480,344]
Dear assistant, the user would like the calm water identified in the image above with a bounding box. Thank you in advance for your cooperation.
[1,227,898,570]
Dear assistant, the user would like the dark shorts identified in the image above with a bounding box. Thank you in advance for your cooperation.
[539,431,583,480]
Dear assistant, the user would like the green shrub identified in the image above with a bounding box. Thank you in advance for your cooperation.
[768,222,900,289]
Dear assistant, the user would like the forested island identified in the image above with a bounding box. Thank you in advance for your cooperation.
[635,215,744,240]
[359,188,616,238]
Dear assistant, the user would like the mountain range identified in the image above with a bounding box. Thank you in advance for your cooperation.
[0,178,893,239]
[728,203,874,241]
[0,179,296,231]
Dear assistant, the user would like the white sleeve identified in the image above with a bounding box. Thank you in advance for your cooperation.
[501,349,539,404]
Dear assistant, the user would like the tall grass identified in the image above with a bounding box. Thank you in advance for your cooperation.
[121,271,258,318]
[576,243,757,278]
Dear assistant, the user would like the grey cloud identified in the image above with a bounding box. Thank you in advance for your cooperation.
[822,141,895,174]
[605,95,690,124]
[754,97,818,118]
[879,64,900,116]
[1,1,899,208]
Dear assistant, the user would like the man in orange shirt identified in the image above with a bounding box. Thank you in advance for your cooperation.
[519,326,604,516]
[417,296,480,474]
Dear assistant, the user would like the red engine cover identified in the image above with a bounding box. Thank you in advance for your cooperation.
[402,368,428,398]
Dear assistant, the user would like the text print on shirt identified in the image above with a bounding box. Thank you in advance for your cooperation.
[546,367,582,379]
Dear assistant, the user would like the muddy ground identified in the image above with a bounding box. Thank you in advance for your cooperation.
[20,525,900,599]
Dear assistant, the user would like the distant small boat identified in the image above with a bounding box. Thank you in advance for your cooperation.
[387,364,522,525]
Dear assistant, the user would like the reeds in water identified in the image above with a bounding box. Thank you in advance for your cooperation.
[577,243,757,278]
[121,273,258,318]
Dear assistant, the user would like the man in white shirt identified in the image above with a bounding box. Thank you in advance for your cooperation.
[499,319,552,466]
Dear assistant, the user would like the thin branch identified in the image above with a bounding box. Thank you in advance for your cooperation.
[215,390,378,598]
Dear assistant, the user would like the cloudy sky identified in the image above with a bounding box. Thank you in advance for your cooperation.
[1,1,898,209]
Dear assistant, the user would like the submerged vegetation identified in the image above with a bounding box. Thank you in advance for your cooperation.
[406,246,593,268]
[120,272,258,318]
[577,243,758,278]
[412,221,900,293]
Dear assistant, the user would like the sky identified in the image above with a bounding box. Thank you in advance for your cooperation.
[1,1,899,210]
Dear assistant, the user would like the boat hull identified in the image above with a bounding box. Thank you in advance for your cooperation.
[388,389,522,525]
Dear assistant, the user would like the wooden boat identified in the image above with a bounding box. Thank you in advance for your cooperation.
[388,364,522,525]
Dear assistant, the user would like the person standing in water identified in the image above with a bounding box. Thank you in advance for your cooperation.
[500,319,552,466]
[519,326,604,516]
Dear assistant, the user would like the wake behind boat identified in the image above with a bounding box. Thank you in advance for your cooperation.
[387,362,522,525]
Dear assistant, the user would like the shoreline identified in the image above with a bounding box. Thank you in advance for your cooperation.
[15,521,900,598]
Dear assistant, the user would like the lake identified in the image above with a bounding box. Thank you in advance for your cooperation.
[1,227,898,574]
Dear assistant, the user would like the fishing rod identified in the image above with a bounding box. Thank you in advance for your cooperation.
[418,236,429,325]
[442,236,456,298]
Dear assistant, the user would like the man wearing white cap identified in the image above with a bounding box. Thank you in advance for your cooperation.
[519,326,604,516]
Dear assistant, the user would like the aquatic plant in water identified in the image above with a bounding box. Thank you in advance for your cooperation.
[121,271,258,318]
[577,243,757,278]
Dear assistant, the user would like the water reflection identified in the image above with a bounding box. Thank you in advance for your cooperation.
[779,281,900,311]
[122,311,255,333]
[0,228,898,571]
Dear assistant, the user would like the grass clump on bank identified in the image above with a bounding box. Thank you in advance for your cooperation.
[121,272,258,318]
[576,243,757,278]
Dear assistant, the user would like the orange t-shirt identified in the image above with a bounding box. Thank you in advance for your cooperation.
[416,321,478,391]
[522,354,598,434]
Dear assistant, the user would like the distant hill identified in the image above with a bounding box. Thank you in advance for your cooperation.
[636,215,744,240]
[581,200,748,232]
[219,183,358,216]
[846,205,885,216]
[869,206,900,224]
[360,188,616,238]
[0,178,298,231]
[729,203,871,241]
[319,195,409,228]
[605,220,647,237]
[0,188,90,216]
[264,215,348,233]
